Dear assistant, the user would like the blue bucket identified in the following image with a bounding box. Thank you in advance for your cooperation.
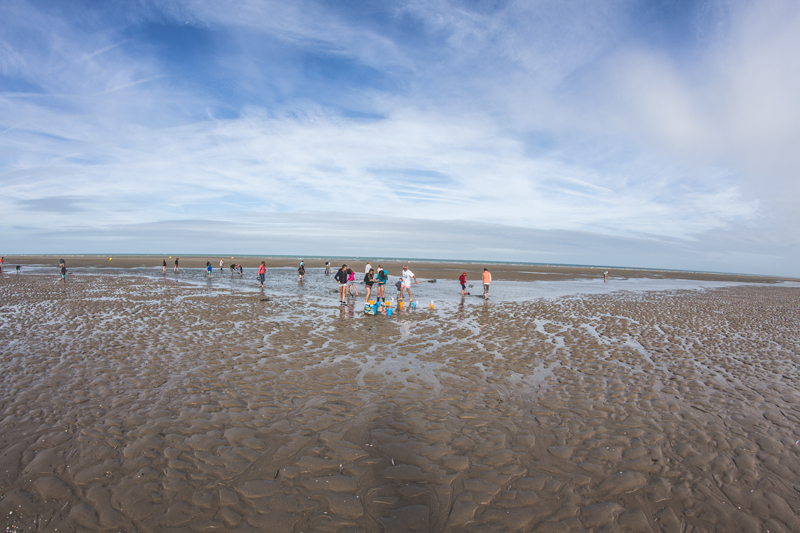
[386,308,393,317]
[411,301,417,308]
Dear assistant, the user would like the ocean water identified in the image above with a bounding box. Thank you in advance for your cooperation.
[11,264,799,304]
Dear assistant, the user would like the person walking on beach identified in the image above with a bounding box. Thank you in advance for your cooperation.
[603,271,608,282]
[220,259,224,272]
[334,264,348,304]
[174,257,179,273]
[258,261,267,288]
[482,268,492,300]
[206,261,213,277]
[347,267,358,296]
[376,266,388,304]
[364,261,372,275]
[298,261,305,280]
[60,263,68,283]
[364,268,375,304]
[325,261,331,275]
[459,272,468,295]
[401,265,418,303]
[162,259,167,274]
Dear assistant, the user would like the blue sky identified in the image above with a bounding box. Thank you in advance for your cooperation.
[1,0,799,275]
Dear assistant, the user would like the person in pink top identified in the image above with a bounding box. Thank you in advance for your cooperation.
[482,268,492,300]
[258,261,267,288]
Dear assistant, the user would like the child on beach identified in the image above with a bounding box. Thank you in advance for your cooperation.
[220,259,224,272]
[482,268,492,300]
[364,268,375,304]
[395,278,403,299]
[258,262,266,288]
[376,266,388,304]
[459,272,468,295]
[230,264,236,276]
[206,261,213,277]
[162,259,167,274]
[298,262,305,280]
[60,264,68,283]
[238,264,243,276]
[174,258,179,273]
[347,268,358,296]
[334,265,348,304]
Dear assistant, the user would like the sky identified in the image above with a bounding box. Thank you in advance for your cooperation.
[1,0,799,276]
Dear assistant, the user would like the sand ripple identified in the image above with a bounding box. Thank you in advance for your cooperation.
[1,275,800,531]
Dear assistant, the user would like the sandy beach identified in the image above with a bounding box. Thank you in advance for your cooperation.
[2,267,800,532]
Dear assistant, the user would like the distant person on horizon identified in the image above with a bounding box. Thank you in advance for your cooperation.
[16,265,21,273]
[334,264,348,304]
[206,261,213,277]
[60,263,68,283]
[174,257,179,273]
[459,272,468,295]
[325,261,331,275]
[299,261,305,280]
[482,268,492,300]
[220,258,224,272]
[258,261,267,288]
[604,271,608,282]
[162,259,167,274]
[401,265,418,303]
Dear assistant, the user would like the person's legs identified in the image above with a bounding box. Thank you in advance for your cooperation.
[404,286,413,302]
[484,283,489,299]
[365,285,372,304]
[339,284,346,303]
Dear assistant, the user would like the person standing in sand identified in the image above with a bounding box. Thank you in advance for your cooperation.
[60,263,68,283]
[347,268,358,296]
[298,261,305,281]
[334,264,348,304]
[364,268,375,304]
[174,257,179,273]
[220,259,224,272]
[364,261,372,275]
[162,259,167,274]
[376,265,388,304]
[603,271,608,282]
[206,261,213,277]
[258,261,267,288]
[401,265,418,303]
[482,268,492,300]
[229,263,236,276]
[459,272,468,295]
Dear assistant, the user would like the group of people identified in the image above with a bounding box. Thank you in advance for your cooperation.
[333,262,421,306]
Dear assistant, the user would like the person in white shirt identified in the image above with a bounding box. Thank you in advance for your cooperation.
[364,262,372,274]
[400,265,417,302]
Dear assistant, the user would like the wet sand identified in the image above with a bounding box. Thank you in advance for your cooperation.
[2,272,800,532]
[5,255,795,283]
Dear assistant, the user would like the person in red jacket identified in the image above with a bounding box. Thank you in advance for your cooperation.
[258,262,267,288]
[459,272,468,295]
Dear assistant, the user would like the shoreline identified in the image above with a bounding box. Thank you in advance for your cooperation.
[3,254,796,283]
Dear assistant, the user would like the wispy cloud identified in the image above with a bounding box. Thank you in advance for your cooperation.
[1,0,798,275]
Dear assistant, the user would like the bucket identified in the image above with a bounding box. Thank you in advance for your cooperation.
[411,301,417,308]
[370,300,375,305]
[399,302,404,309]
[430,301,434,309]
[386,308,393,317]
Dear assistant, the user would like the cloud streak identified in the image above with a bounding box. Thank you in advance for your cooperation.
[1,0,798,276]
